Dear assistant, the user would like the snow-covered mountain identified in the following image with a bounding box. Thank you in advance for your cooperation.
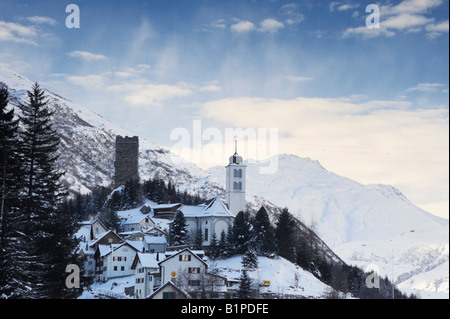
[207,154,449,298]
[1,64,448,298]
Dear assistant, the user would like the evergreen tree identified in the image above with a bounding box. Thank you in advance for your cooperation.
[218,229,227,259]
[225,226,235,257]
[170,211,188,246]
[18,83,78,298]
[0,84,26,298]
[242,247,258,270]
[232,211,253,254]
[275,208,296,262]
[193,229,203,250]
[237,268,252,299]
[253,206,276,256]
[206,232,219,259]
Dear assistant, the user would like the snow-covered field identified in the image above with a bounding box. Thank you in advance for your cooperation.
[77,255,332,299]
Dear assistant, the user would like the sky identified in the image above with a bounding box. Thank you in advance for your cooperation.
[0,0,448,219]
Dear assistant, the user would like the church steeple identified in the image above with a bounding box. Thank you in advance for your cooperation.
[225,139,246,215]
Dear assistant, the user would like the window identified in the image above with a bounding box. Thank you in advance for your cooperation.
[114,266,118,271]
[188,267,201,274]
[163,292,175,299]
[121,266,125,271]
[233,182,237,190]
[238,182,242,190]
[204,228,209,241]
[188,280,201,286]
[179,254,191,262]
[233,169,238,177]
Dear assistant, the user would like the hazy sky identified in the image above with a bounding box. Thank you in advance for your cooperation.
[0,0,448,218]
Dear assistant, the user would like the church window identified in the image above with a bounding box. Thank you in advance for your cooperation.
[233,182,237,190]
[238,169,242,178]
[234,169,238,177]
[238,182,242,190]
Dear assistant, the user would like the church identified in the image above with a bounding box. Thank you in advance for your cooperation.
[174,142,247,246]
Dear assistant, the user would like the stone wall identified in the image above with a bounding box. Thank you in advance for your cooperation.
[114,136,139,188]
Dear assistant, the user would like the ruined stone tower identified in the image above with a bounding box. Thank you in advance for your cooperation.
[114,136,139,188]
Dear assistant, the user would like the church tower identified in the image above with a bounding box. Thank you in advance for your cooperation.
[225,140,246,215]
[114,136,139,188]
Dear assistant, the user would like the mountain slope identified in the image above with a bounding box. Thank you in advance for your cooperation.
[207,154,449,298]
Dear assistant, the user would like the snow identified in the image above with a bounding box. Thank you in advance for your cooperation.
[211,255,331,298]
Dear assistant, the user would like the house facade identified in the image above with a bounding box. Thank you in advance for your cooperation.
[94,242,139,282]
[176,197,234,246]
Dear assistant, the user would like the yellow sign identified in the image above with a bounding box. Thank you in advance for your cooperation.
[263,281,270,286]
[171,271,177,277]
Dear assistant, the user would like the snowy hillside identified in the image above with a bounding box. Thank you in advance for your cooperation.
[207,154,449,298]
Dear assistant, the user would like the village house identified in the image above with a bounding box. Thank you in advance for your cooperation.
[94,241,139,282]
[131,252,165,299]
[158,248,227,299]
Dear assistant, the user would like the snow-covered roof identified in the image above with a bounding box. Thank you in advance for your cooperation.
[137,252,166,268]
[154,203,181,209]
[178,197,234,218]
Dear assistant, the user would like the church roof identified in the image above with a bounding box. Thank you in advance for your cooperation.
[177,197,234,218]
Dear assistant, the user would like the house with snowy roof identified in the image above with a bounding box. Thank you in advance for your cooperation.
[94,241,139,282]
[131,252,165,299]
[158,248,227,299]
[125,232,168,253]
[176,197,234,246]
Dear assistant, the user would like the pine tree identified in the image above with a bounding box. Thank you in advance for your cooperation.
[206,232,219,259]
[275,208,296,262]
[18,83,78,298]
[253,206,276,256]
[0,84,26,298]
[218,229,227,259]
[170,211,188,246]
[242,247,258,270]
[232,211,253,254]
[237,268,252,299]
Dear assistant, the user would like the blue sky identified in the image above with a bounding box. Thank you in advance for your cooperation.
[0,0,449,218]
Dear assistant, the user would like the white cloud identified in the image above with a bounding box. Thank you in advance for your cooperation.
[26,16,57,25]
[343,26,395,38]
[68,50,108,61]
[406,83,446,93]
[230,20,255,32]
[259,19,284,33]
[329,1,360,12]
[383,13,434,30]
[0,20,38,45]
[108,82,192,107]
[67,74,106,89]
[285,75,313,82]
[425,20,449,37]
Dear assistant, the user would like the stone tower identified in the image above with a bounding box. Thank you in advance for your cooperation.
[225,140,246,216]
[114,136,139,188]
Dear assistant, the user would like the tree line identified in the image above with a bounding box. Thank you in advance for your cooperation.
[0,83,84,299]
